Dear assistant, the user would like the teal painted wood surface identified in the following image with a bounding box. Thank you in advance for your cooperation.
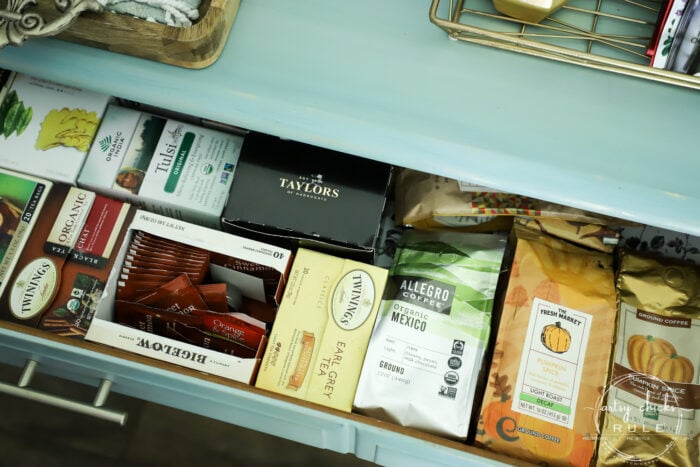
[0,325,508,466]
[1,0,698,234]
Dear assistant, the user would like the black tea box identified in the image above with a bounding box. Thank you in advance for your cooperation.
[221,133,392,263]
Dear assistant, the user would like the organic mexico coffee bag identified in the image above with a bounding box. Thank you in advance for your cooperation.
[353,230,507,440]
[475,225,617,466]
[596,250,699,466]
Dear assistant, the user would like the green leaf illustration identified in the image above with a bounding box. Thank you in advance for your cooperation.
[3,100,25,137]
[0,89,19,131]
[16,106,32,136]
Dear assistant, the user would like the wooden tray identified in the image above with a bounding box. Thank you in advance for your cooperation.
[36,0,240,69]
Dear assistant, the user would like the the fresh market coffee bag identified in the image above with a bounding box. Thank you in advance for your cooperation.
[596,250,699,467]
[475,225,617,466]
[353,230,507,440]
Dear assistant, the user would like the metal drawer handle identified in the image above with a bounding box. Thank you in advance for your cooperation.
[0,359,127,425]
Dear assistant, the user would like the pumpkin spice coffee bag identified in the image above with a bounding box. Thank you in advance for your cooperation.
[596,250,699,467]
[475,225,618,466]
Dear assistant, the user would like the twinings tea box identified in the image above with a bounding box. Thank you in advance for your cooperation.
[0,71,110,184]
[255,248,388,412]
[86,210,294,383]
[0,183,135,338]
[0,168,53,299]
[221,132,392,263]
[475,225,618,467]
[78,104,243,229]
[596,250,699,467]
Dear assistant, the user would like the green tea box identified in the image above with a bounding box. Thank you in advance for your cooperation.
[0,168,53,299]
[78,104,243,229]
[0,71,110,184]
[255,248,388,412]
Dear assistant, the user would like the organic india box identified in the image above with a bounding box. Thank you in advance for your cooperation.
[78,104,243,229]
[475,225,618,467]
[255,248,388,412]
[0,71,110,184]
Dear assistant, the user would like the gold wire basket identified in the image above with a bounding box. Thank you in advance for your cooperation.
[429,0,700,90]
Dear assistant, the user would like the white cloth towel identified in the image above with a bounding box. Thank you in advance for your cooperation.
[98,0,200,27]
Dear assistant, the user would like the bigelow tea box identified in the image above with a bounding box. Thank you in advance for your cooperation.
[0,183,135,338]
[221,132,392,263]
[0,71,110,184]
[78,104,243,229]
[255,248,388,412]
[85,210,294,383]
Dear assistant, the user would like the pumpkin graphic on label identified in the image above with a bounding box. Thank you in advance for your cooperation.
[646,353,694,383]
[626,334,677,373]
[541,321,571,353]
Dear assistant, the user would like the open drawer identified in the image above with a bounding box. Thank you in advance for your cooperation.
[0,321,525,466]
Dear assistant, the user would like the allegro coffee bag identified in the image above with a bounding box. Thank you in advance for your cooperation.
[353,230,507,440]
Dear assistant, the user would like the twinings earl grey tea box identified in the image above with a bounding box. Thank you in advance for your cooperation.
[255,248,388,412]
[0,71,110,184]
[222,132,392,263]
[78,104,243,229]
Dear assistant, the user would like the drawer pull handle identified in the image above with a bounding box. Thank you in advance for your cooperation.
[0,359,127,425]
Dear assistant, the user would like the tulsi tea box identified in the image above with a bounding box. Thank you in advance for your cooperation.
[0,71,110,184]
[221,132,392,263]
[0,183,135,338]
[255,248,388,412]
[86,210,294,384]
[78,104,243,229]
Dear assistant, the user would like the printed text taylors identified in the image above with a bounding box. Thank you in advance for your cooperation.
[279,173,340,201]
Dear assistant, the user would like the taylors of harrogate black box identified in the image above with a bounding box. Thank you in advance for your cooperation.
[221,133,392,263]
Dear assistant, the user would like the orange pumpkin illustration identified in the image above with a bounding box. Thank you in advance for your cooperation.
[646,353,694,383]
[626,335,676,373]
[541,322,571,353]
